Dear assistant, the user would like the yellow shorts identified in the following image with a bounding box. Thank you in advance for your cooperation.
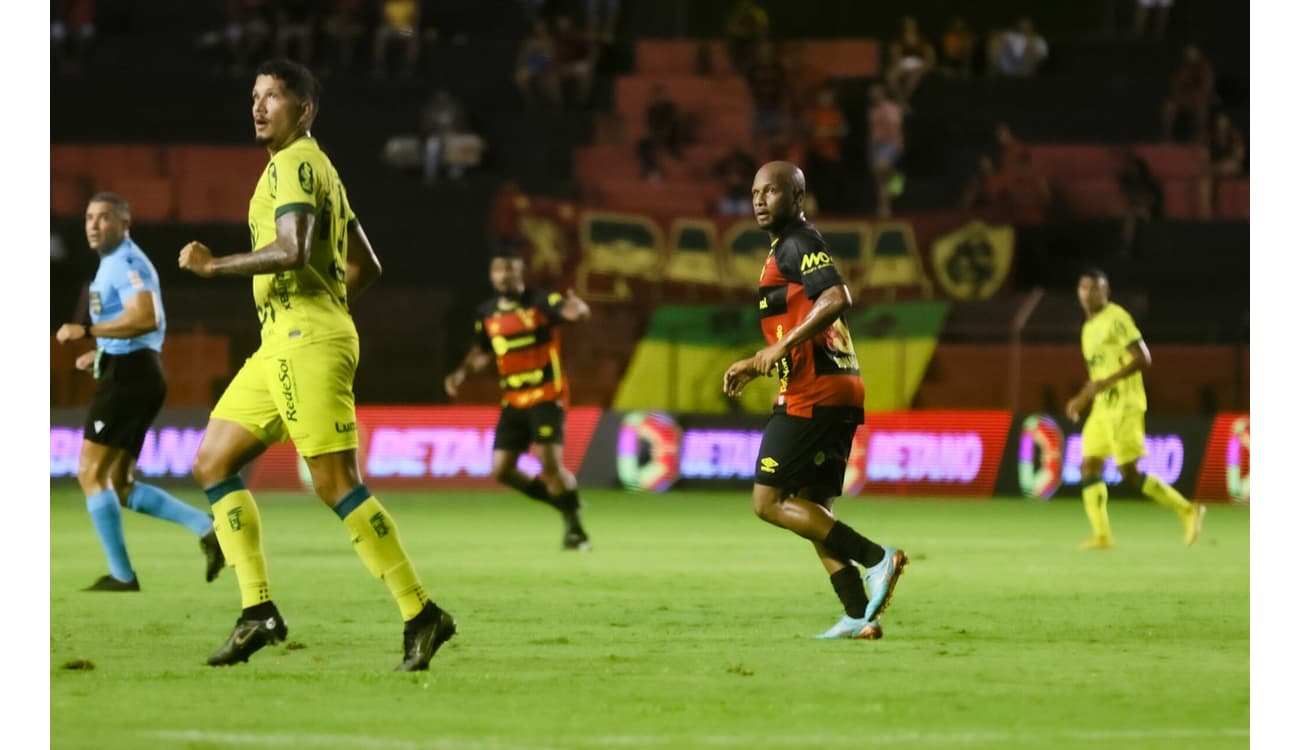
[210,335,360,458]
[1081,408,1147,465]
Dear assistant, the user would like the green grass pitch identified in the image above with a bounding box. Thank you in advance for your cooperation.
[50,487,1249,750]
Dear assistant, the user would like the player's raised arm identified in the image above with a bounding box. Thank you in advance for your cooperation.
[178,209,316,278]
[345,220,382,300]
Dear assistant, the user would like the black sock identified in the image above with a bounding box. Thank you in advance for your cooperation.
[829,565,868,618]
[522,478,552,502]
[553,489,580,513]
[822,521,886,569]
[242,601,279,622]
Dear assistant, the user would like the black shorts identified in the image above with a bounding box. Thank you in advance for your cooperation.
[84,349,168,457]
[493,400,565,453]
[753,412,858,502]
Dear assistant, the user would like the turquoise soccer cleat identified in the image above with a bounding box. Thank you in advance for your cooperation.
[863,547,909,622]
[815,614,882,640]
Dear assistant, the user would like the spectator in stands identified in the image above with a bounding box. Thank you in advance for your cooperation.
[1003,150,1051,226]
[51,0,96,73]
[420,90,481,184]
[199,0,272,76]
[515,18,561,108]
[725,0,770,74]
[989,18,1048,77]
[552,14,597,107]
[939,17,976,78]
[958,156,1007,212]
[713,148,758,217]
[586,0,621,44]
[1133,0,1174,38]
[886,16,936,104]
[867,83,905,218]
[1162,44,1216,142]
[994,122,1030,170]
[372,0,421,79]
[1198,111,1246,217]
[748,41,789,152]
[1118,151,1163,250]
[321,0,363,75]
[636,84,685,181]
[274,0,318,67]
[802,85,849,208]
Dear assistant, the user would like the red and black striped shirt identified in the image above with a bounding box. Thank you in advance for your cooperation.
[758,219,864,422]
[475,288,570,408]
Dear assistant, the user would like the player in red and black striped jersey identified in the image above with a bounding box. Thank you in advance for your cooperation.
[445,251,593,550]
[724,161,908,640]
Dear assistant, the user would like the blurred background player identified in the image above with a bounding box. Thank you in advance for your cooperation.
[723,161,907,640]
[1065,269,1206,549]
[177,59,455,671]
[54,192,224,591]
[444,251,593,550]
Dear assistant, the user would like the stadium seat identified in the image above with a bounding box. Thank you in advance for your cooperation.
[797,40,880,78]
[1054,178,1126,218]
[662,218,725,292]
[635,40,733,75]
[1159,178,1199,220]
[1026,144,1120,180]
[51,175,91,218]
[92,176,174,222]
[1216,178,1249,219]
[164,145,267,185]
[175,173,255,223]
[1132,143,1208,180]
[51,145,94,179]
[89,145,167,181]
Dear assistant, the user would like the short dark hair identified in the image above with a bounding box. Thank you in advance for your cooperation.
[1080,267,1108,283]
[88,192,130,220]
[255,59,321,110]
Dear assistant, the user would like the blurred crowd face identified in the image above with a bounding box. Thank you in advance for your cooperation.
[490,257,527,296]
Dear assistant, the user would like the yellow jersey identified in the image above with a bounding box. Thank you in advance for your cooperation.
[247,136,358,347]
[1080,302,1146,413]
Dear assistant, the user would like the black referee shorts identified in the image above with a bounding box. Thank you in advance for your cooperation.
[753,411,859,503]
[492,400,566,453]
[84,349,167,457]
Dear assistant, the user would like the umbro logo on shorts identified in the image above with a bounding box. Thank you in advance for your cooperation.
[93,420,105,433]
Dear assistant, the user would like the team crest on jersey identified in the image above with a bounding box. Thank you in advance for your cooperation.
[89,292,102,315]
[268,163,278,199]
[298,162,315,194]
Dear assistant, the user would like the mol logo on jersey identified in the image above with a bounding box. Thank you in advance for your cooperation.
[800,251,833,273]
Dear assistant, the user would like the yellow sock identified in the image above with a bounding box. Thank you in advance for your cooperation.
[205,478,271,609]
[1081,480,1112,540]
[336,487,429,621]
[1141,473,1192,513]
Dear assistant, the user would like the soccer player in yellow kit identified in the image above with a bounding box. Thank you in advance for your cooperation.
[178,59,454,670]
[1065,269,1206,550]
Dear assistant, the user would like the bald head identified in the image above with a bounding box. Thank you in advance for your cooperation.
[752,161,806,231]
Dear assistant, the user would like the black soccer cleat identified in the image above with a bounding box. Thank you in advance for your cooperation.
[395,603,457,672]
[562,509,592,551]
[200,529,225,583]
[207,608,288,666]
[83,574,140,592]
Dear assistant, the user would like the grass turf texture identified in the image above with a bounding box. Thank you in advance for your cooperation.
[51,488,1249,750]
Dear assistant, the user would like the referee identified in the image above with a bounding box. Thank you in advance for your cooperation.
[55,193,223,591]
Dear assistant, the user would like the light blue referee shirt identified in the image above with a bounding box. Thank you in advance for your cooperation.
[89,236,165,354]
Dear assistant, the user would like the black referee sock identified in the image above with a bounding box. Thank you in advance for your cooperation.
[822,521,886,569]
[552,489,580,513]
[829,565,868,619]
